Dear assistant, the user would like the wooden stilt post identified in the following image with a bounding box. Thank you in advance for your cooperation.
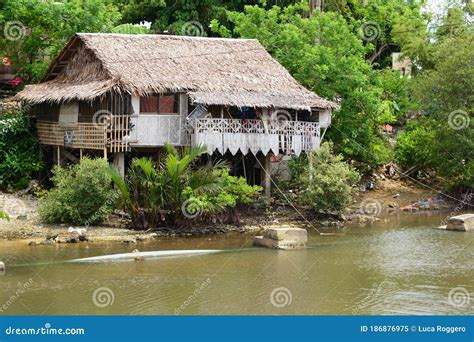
[103,148,107,160]
[56,146,61,166]
[112,152,125,179]
[263,154,271,198]
[308,152,313,184]
[242,153,247,180]
[79,148,83,160]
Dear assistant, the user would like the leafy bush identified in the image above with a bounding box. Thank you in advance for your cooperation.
[302,142,360,213]
[39,158,115,225]
[182,169,262,215]
[288,154,308,182]
[0,114,43,189]
[395,121,436,170]
[111,144,261,228]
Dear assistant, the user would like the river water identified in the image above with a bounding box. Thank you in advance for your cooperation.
[0,211,473,315]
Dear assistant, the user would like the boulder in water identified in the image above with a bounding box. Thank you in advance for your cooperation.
[254,227,307,250]
[67,227,88,242]
[446,214,474,232]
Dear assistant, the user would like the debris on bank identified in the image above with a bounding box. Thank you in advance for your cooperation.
[400,195,447,212]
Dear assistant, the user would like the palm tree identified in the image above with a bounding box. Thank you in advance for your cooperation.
[161,144,225,225]
[110,144,225,228]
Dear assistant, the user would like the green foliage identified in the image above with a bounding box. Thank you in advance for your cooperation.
[113,0,296,35]
[183,169,262,215]
[111,144,261,228]
[1,0,121,82]
[111,23,151,34]
[0,114,43,189]
[397,6,473,188]
[395,120,435,170]
[214,168,261,205]
[0,210,10,222]
[287,154,307,182]
[109,157,163,227]
[308,0,429,67]
[39,158,115,225]
[302,142,360,213]
[376,69,413,121]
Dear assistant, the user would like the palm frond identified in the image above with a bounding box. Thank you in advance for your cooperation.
[108,165,132,211]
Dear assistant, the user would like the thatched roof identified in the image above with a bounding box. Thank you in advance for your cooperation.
[17,33,339,110]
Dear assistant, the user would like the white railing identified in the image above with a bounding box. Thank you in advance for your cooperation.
[193,118,320,156]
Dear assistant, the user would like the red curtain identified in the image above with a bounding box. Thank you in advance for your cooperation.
[140,94,177,113]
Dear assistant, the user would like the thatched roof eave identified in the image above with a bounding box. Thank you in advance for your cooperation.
[188,90,339,111]
[16,80,118,104]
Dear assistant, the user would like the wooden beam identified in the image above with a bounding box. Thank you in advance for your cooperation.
[262,154,271,198]
[61,149,78,163]
[56,146,61,166]
[41,36,78,82]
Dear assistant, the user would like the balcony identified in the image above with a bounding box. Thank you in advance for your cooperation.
[36,113,130,152]
[193,118,320,156]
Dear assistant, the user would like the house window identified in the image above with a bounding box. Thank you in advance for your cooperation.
[140,93,178,114]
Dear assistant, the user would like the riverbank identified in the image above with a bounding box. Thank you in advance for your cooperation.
[0,177,452,245]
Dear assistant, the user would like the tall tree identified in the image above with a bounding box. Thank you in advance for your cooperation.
[112,0,298,35]
[1,0,121,82]
[396,5,473,189]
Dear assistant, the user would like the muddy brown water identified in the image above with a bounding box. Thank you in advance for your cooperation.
[0,211,472,315]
